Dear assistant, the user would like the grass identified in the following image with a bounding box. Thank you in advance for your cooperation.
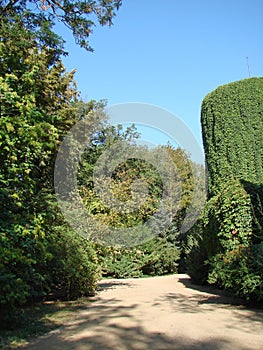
[0,298,92,349]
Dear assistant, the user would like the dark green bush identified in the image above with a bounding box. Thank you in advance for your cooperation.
[98,245,144,278]
[208,245,263,300]
[185,225,209,285]
[140,237,180,276]
[97,237,180,279]
[205,180,262,299]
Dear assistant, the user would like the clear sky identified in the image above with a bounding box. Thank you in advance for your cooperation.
[56,0,263,151]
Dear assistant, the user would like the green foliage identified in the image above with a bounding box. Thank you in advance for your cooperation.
[184,224,209,285]
[201,77,263,197]
[208,245,263,300]
[79,141,202,240]
[0,0,122,51]
[0,18,103,325]
[0,216,47,308]
[204,180,252,251]
[97,245,144,278]
[97,237,180,279]
[204,180,263,299]
[78,133,183,277]
[78,141,202,277]
[139,237,180,276]
[190,78,263,300]
[0,219,101,328]
[47,226,101,299]
[187,177,263,300]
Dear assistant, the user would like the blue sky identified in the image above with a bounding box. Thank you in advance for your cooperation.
[56,0,263,152]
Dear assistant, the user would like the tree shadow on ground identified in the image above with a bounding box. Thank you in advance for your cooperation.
[21,296,235,350]
[178,276,263,309]
[19,276,263,350]
[97,280,134,292]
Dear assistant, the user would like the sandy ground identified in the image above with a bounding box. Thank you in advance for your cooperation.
[22,274,263,350]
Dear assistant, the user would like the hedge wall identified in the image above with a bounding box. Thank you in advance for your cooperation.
[201,77,263,197]
[190,77,263,299]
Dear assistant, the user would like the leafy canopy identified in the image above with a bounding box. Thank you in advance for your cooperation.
[0,0,122,50]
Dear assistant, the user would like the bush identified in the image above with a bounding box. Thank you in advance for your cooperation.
[140,237,180,276]
[0,216,49,310]
[0,220,101,328]
[47,227,101,299]
[97,237,180,279]
[187,179,263,299]
[185,225,209,285]
[98,245,144,278]
[208,245,263,300]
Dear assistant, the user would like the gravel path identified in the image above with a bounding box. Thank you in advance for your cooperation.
[22,274,263,350]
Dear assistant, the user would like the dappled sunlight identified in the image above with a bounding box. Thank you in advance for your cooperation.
[22,275,263,350]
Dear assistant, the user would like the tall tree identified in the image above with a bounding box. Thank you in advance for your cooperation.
[0,19,105,315]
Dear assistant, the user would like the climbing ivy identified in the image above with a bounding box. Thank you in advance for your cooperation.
[201,77,263,197]
[188,78,263,300]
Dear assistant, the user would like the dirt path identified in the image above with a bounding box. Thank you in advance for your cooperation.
[22,274,263,350]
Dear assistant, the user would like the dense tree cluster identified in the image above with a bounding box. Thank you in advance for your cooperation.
[0,17,105,326]
[0,4,201,327]
[78,139,202,277]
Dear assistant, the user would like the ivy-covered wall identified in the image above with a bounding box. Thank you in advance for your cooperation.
[191,77,263,299]
[201,77,263,197]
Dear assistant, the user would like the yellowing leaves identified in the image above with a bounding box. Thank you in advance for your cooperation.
[5,73,18,83]
[10,193,19,200]
[5,122,14,132]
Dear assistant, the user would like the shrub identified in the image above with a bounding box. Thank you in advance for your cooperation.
[97,237,180,279]
[187,178,263,299]
[185,224,209,285]
[208,246,263,300]
[140,237,180,276]
[0,221,101,328]
[0,216,49,311]
[47,227,101,299]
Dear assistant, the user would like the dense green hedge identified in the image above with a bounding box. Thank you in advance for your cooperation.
[201,77,263,197]
[188,78,263,300]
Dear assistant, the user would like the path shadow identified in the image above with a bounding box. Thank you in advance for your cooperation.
[178,276,263,309]
[20,295,235,350]
[97,280,134,292]
[19,276,263,350]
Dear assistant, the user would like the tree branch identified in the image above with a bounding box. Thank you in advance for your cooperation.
[1,0,20,13]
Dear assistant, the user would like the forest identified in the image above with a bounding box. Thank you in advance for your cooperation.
[0,0,262,334]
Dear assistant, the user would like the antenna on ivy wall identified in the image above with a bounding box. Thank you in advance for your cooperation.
[246,57,251,78]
